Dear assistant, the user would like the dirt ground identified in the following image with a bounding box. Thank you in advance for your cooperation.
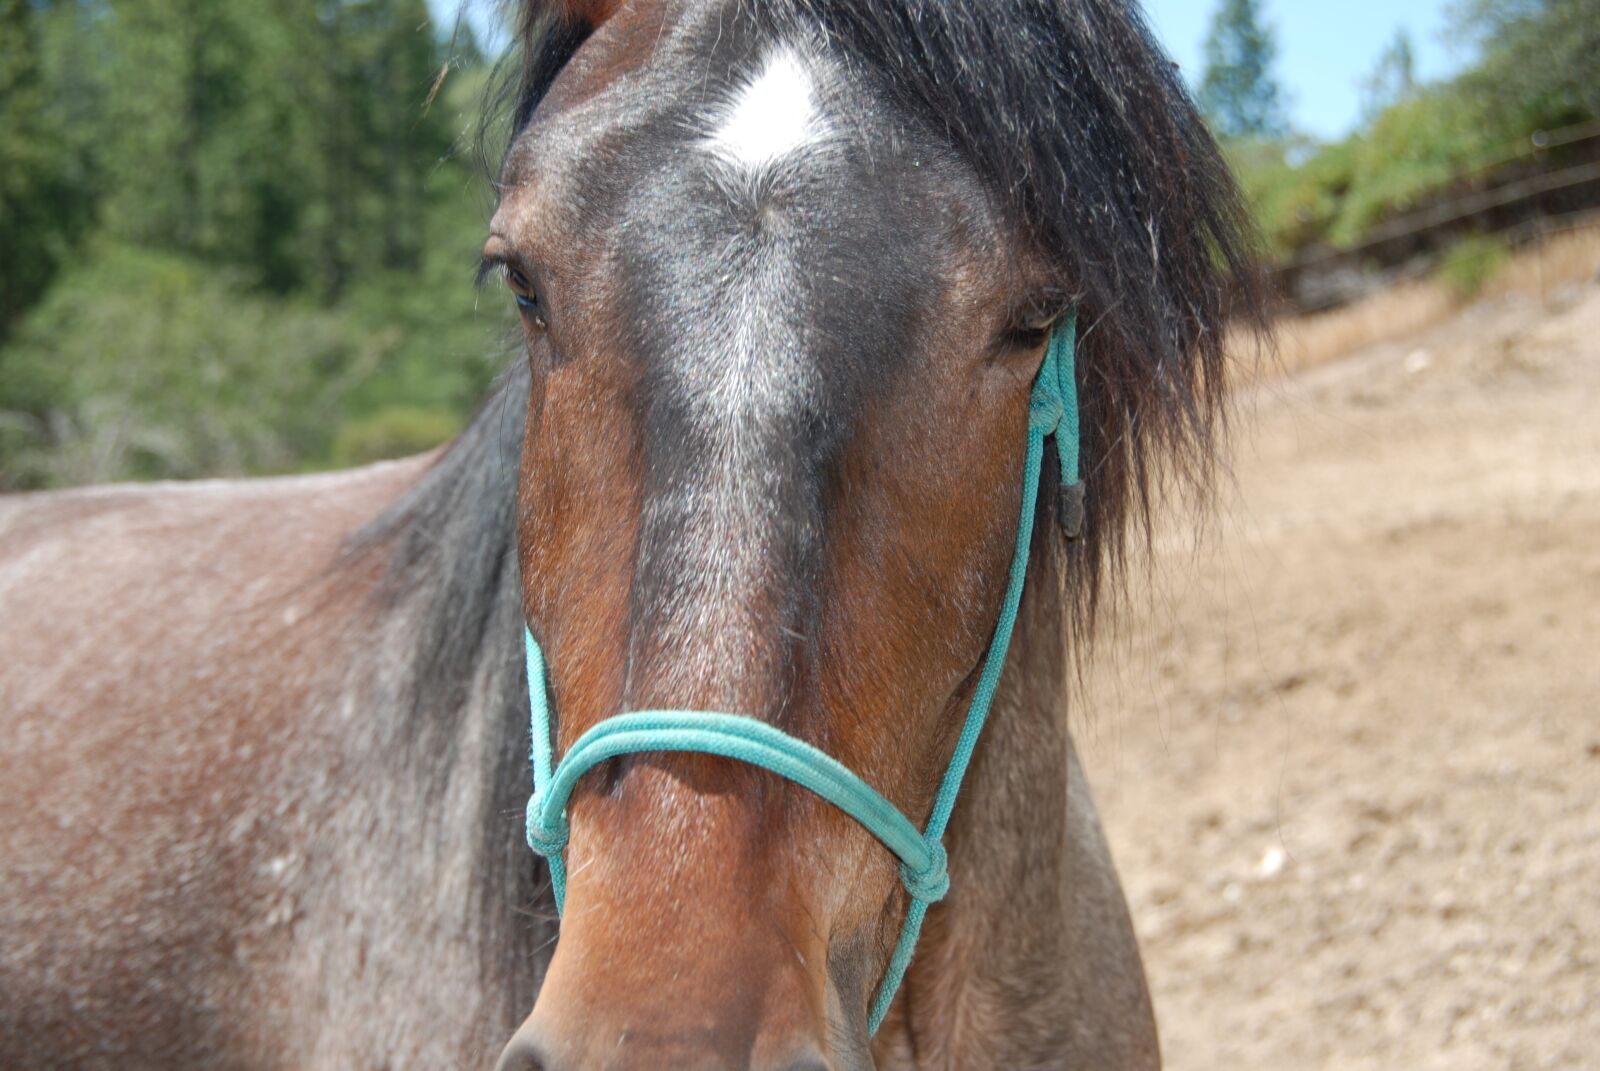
[1075,279,1600,1070]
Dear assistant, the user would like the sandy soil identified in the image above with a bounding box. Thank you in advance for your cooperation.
[1076,280,1600,1070]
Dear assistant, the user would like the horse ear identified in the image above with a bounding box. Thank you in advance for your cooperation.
[510,0,635,130]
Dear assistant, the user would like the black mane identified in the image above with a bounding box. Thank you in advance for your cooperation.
[779,0,1265,617]
[506,0,1267,621]
[345,363,550,1014]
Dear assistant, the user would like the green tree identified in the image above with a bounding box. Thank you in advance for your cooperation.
[0,0,94,338]
[0,0,506,488]
[1198,0,1288,140]
[1360,29,1418,124]
[92,0,456,300]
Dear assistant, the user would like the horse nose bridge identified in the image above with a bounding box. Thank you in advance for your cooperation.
[623,520,817,719]
[564,749,815,919]
[624,347,831,719]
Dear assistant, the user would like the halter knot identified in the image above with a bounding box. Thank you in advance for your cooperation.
[1029,391,1064,436]
[524,796,569,857]
[899,840,950,903]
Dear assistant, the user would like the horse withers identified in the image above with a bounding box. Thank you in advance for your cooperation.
[0,1,1263,1068]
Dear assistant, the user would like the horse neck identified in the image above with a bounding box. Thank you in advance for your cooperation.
[315,375,552,1048]
[952,533,1072,888]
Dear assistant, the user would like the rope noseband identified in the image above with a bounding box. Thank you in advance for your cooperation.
[522,312,1081,1033]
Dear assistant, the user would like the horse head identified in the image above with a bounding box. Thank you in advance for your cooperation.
[488,1,1257,1066]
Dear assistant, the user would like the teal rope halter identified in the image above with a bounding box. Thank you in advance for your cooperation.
[523,312,1080,1034]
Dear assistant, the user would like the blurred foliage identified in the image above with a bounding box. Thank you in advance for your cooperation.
[2,245,373,486]
[0,0,95,335]
[1198,0,1287,140]
[1359,29,1418,125]
[0,0,512,490]
[1451,0,1600,132]
[1438,234,1512,299]
[333,405,461,467]
[1324,88,1500,248]
[1217,0,1599,262]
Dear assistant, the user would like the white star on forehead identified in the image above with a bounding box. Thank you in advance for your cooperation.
[703,46,831,173]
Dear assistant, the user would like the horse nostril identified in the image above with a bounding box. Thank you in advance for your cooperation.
[493,1035,552,1071]
[781,1054,832,1071]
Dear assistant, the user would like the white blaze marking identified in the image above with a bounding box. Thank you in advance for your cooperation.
[654,238,812,700]
[703,47,829,173]
[641,48,844,701]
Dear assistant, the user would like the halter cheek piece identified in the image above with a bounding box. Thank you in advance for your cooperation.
[522,311,1081,1034]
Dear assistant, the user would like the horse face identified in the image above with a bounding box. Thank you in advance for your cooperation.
[492,3,1061,1066]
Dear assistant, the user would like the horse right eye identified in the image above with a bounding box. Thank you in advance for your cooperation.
[505,268,547,330]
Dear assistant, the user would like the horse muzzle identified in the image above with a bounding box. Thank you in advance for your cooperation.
[495,1028,833,1071]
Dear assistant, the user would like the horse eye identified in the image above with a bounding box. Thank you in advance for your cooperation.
[1007,299,1067,350]
[504,267,546,329]
[1008,315,1056,351]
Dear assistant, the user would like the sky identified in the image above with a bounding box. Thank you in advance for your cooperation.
[1140,0,1469,141]
[429,0,1473,143]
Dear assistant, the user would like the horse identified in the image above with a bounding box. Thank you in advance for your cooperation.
[0,0,1263,1067]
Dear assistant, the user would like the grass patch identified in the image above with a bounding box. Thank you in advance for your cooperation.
[1438,236,1511,300]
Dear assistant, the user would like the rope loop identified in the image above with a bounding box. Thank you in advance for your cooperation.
[1029,391,1064,435]
[899,840,950,903]
[524,796,569,857]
